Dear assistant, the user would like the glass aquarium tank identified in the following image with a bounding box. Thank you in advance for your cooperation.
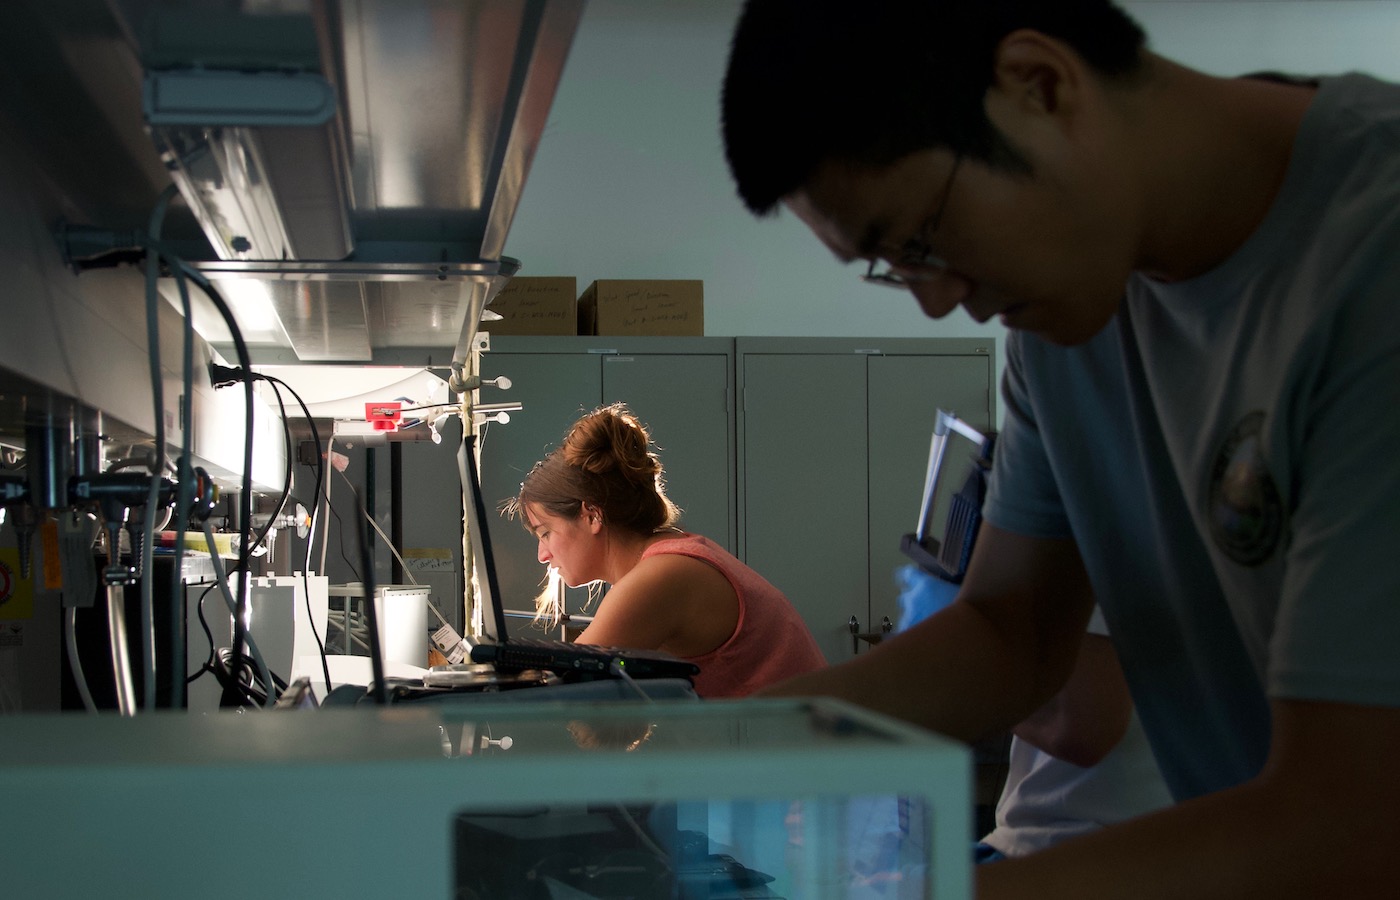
[0,697,969,898]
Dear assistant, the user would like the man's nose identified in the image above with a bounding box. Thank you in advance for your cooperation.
[908,271,974,319]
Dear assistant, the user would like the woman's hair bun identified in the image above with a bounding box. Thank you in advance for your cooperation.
[562,403,661,485]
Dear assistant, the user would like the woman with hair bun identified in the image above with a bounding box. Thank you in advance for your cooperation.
[505,403,826,698]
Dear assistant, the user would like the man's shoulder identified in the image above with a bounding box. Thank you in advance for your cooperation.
[1308,73,1400,176]
[1004,324,1124,380]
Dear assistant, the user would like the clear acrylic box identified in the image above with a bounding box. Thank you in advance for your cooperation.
[0,697,969,898]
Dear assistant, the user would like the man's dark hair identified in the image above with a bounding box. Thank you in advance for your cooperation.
[721,0,1148,215]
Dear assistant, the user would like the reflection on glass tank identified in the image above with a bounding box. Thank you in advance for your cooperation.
[455,794,930,899]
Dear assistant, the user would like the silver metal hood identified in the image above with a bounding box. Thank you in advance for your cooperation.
[118,0,585,365]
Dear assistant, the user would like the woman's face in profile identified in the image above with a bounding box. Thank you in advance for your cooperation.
[525,502,599,587]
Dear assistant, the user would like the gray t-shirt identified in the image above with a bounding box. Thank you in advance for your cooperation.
[984,73,1400,801]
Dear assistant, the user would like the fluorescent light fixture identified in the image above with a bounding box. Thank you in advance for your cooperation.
[144,69,354,261]
[215,278,280,336]
[145,70,337,126]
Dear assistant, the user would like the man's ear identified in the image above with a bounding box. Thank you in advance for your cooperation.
[989,28,1082,117]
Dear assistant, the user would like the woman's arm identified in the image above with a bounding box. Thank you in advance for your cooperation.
[575,553,740,657]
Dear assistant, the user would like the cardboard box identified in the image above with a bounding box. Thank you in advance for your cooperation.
[483,276,577,335]
[577,279,704,336]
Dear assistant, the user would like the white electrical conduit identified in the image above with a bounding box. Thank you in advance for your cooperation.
[319,437,336,578]
[64,608,97,713]
[105,584,138,717]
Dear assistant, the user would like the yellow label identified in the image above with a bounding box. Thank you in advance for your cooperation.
[0,547,35,619]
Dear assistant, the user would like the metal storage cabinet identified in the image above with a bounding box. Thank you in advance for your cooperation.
[477,336,736,637]
[737,337,995,663]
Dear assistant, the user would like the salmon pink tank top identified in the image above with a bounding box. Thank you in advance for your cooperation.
[641,534,827,698]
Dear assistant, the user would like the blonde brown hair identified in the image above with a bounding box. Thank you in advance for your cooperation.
[503,403,681,535]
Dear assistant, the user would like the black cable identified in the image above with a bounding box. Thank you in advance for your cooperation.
[354,487,387,705]
[142,194,173,484]
[394,402,460,414]
[165,256,197,710]
[261,381,296,525]
[176,268,256,708]
[261,376,332,695]
[326,497,365,581]
[207,647,288,708]
[210,368,337,601]
[185,582,220,684]
[141,188,177,712]
[233,378,291,557]
[126,202,199,711]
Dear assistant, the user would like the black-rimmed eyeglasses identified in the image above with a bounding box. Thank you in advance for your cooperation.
[862,153,962,288]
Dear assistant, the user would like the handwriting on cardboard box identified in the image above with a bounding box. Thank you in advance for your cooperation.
[620,288,695,327]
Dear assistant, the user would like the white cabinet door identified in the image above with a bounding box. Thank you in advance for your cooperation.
[602,353,733,550]
[739,339,994,662]
[741,352,869,663]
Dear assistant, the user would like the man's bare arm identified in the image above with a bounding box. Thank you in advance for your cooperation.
[1012,632,1133,767]
[979,697,1400,898]
[759,523,1096,743]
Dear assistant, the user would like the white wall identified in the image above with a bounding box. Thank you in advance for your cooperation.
[1131,1,1400,80]
[505,0,981,341]
[504,0,1400,378]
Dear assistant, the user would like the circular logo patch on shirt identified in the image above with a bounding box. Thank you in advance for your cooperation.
[1207,410,1285,566]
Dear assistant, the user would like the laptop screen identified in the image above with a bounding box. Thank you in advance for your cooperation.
[458,433,511,643]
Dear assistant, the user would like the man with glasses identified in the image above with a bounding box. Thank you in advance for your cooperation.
[722,1,1400,897]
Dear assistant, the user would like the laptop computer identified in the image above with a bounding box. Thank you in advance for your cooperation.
[457,434,700,683]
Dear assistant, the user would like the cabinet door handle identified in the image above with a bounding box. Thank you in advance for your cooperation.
[851,615,891,654]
